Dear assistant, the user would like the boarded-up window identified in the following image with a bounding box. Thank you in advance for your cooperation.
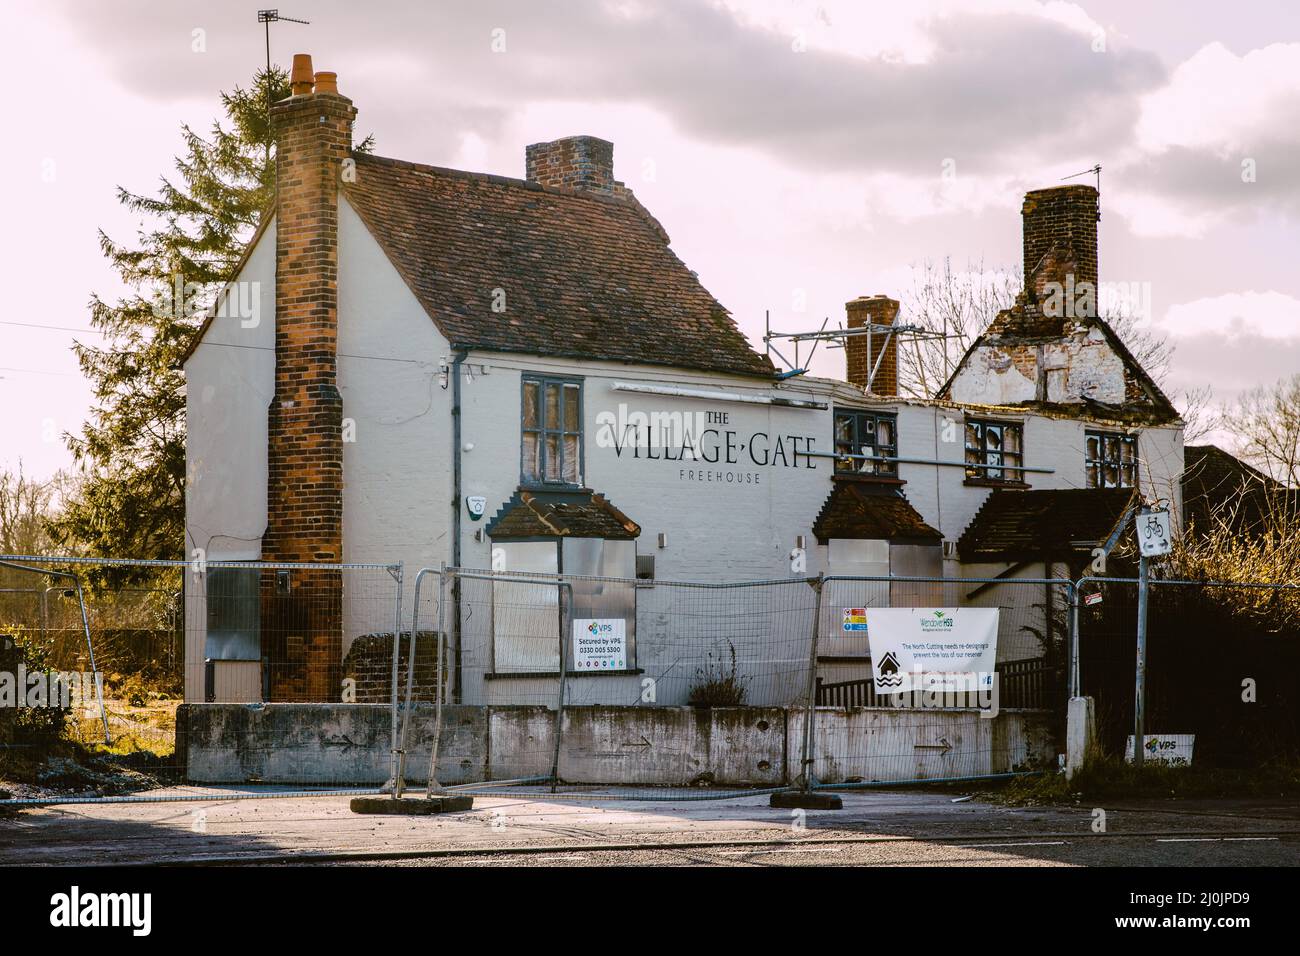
[205,569,260,661]
[490,541,560,672]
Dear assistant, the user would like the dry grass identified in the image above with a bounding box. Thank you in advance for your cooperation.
[67,696,177,758]
[1165,489,1300,626]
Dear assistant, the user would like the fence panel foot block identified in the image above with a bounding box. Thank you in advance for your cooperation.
[350,795,474,815]
[770,792,842,810]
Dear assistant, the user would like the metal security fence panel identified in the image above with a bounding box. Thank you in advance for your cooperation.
[807,576,1067,789]
[431,568,818,801]
[1076,576,1300,768]
[0,555,404,807]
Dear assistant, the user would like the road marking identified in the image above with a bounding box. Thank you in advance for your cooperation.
[960,841,1068,849]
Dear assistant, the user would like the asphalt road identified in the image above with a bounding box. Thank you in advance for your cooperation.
[328,833,1296,867]
[3,785,1299,867]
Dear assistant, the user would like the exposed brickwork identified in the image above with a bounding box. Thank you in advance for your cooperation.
[526,135,618,194]
[343,632,442,704]
[939,185,1179,425]
[1022,185,1098,299]
[845,296,899,395]
[263,75,357,701]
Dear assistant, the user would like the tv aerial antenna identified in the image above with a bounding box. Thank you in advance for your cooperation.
[257,10,310,153]
[1062,163,1102,219]
[1062,163,1101,190]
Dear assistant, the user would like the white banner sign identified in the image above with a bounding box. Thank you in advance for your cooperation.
[573,619,627,671]
[1125,734,1195,766]
[867,608,1000,694]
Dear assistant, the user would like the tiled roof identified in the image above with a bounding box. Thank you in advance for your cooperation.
[343,153,774,378]
[958,487,1135,562]
[485,489,641,540]
[811,481,942,544]
[1182,444,1291,535]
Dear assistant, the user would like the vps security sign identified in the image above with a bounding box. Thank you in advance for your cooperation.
[573,619,627,670]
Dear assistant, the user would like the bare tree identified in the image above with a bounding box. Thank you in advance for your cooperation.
[1231,375,1300,486]
[0,466,65,556]
[897,258,1018,398]
[1175,384,1218,445]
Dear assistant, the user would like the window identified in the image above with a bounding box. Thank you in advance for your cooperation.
[522,375,582,486]
[1086,430,1137,488]
[833,409,898,476]
[965,419,1024,482]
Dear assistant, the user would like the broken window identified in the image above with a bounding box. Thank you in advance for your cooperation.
[522,375,583,486]
[965,419,1024,482]
[1085,430,1137,489]
[833,409,898,476]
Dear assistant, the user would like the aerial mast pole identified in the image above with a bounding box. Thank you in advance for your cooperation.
[256,10,311,160]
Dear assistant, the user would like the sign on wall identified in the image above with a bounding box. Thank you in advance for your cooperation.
[1125,734,1194,766]
[573,619,627,671]
[842,608,869,632]
[867,608,999,694]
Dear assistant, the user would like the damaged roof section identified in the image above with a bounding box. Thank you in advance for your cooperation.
[486,489,641,540]
[812,481,943,545]
[958,487,1136,562]
[937,185,1180,426]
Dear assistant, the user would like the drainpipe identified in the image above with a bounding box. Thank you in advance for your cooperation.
[450,349,468,703]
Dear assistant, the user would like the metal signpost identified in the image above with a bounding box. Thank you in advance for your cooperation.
[1133,506,1172,768]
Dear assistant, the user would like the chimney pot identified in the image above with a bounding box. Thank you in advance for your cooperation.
[290,53,315,95]
[313,71,338,95]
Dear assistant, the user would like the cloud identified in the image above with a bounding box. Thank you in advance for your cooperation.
[1120,41,1300,230]
[49,0,1163,179]
[1158,290,1300,340]
[1154,292,1300,414]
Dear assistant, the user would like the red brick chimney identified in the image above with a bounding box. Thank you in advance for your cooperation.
[1022,184,1099,304]
[525,136,618,194]
[262,54,354,701]
[845,296,900,395]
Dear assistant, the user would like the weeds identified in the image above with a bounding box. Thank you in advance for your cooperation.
[688,642,748,707]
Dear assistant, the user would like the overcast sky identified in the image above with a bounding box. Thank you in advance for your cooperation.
[2,0,1298,479]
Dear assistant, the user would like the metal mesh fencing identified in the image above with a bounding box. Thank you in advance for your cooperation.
[1076,576,1300,768]
[394,569,1064,801]
[805,576,1067,790]
[419,569,820,800]
[0,555,404,807]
